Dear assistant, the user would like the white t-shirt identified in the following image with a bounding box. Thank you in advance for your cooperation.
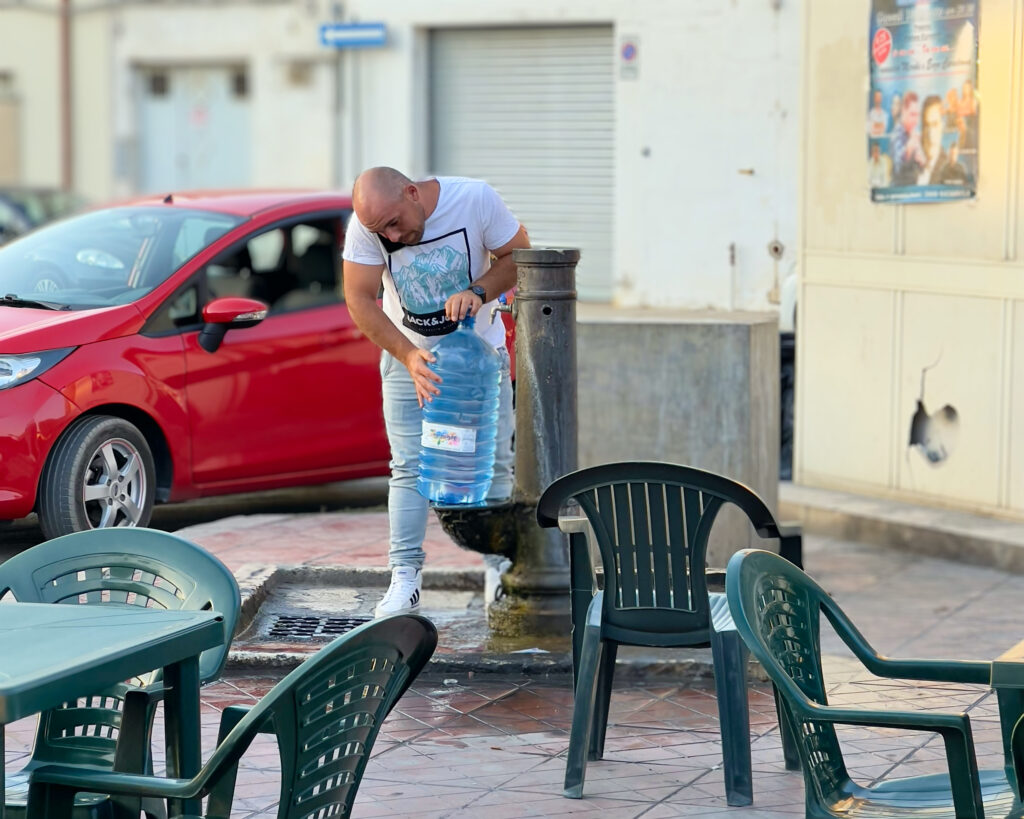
[342,176,520,350]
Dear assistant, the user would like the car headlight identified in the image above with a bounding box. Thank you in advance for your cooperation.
[0,348,75,391]
[76,248,125,270]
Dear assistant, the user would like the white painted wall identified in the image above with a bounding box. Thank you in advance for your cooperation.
[339,0,801,312]
[0,5,62,187]
[1,0,800,315]
[108,1,337,199]
[798,0,1024,519]
[0,0,340,202]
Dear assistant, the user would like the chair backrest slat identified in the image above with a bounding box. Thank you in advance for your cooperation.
[611,483,641,608]
[627,483,653,606]
[646,482,673,607]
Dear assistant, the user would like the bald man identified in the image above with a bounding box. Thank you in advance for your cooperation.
[343,168,530,617]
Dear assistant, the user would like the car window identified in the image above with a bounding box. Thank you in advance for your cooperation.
[142,279,201,334]
[247,229,285,272]
[172,215,241,269]
[202,217,342,314]
[0,205,244,309]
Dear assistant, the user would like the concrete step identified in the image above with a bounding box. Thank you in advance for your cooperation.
[780,482,1024,573]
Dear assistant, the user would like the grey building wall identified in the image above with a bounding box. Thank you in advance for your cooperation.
[575,308,780,568]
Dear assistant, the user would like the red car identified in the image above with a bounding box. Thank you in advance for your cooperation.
[0,191,393,538]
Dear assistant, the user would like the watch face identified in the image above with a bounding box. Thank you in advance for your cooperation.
[471,285,486,299]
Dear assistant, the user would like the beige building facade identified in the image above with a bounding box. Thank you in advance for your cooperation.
[796,0,1024,519]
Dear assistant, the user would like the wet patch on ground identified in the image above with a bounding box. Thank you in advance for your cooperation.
[228,565,723,680]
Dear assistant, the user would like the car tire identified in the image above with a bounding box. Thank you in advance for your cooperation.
[38,415,156,540]
[31,263,67,293]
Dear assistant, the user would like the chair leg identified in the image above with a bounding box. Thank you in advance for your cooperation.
[709,629,753,807]
[589,641,617,760]
[25,782,75,819]
[774,684,801,771]
[564,624,604,799]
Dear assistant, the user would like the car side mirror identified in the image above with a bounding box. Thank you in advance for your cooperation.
[198,296,268,353]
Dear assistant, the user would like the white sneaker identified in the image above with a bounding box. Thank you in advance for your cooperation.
[484,558,513,607]
[375,567,422,617]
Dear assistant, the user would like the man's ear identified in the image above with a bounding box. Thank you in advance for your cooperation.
[406,184,419,202]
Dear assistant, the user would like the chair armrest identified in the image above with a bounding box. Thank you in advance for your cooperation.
[217,705,252,743]
[777,522,803,568]
[30,764,197,800]
[802,703,983,814]
[112,685,165,774]
[205,705,268,819]
[705,569,727,593]
[806,703,972,732]
[556,513,589,536]
[820,601,992,685]
[858,655,991,685]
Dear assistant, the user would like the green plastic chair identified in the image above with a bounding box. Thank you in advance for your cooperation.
[726,548,1024,818]
[536,461,797,805]
[27,614,439,819]
[0,527,240,819]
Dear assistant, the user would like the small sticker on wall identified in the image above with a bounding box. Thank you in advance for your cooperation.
[619,36,640,80]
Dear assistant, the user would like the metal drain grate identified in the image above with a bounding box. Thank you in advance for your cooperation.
[267,615,371,640]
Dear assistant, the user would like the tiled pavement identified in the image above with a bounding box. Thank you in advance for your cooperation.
[7,507,1024,817]
[4,663,1009,818]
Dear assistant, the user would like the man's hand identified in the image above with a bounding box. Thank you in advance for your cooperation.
[403,347,442,407]
[445,289,482,322]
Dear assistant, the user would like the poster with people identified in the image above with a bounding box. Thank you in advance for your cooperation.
[868,0,978,203]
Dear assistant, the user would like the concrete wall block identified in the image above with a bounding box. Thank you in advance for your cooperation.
[576,311,779,567]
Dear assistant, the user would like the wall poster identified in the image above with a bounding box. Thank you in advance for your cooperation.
[868,0,978,203]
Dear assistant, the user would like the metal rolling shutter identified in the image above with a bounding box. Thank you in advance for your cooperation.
[430,26,614,302]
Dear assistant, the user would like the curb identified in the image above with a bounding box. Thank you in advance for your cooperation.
[780,483,1024,573]
[225,563,762,682]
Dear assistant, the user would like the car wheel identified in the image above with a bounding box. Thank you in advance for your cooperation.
[31,264,67,293]
[38,415,156,540]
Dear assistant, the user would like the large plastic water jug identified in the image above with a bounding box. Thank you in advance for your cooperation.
[418,314,502,504]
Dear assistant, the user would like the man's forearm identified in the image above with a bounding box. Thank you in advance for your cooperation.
[473,252,519,302]
[348,294,418,363]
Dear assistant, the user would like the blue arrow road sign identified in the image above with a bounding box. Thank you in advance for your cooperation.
[319,22,387,49]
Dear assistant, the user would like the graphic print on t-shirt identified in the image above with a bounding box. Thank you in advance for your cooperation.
[387,228,472,337]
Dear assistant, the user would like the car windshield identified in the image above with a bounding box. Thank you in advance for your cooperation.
[0,205,244,309]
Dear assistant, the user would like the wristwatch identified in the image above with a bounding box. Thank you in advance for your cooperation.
[469,284,487,300]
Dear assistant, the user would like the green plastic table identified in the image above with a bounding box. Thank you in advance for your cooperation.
[0,601,226,818]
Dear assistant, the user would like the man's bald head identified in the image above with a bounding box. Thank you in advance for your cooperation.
[352,167,435,245]
[353,167,412,217]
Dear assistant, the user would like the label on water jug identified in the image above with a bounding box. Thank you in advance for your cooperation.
[421,422,477,453]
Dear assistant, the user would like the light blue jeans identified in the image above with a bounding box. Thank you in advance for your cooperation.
[380,347,514,570]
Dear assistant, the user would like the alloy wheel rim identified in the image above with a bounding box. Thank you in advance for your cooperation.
[80,437,147,528]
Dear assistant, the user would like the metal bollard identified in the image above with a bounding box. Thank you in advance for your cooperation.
[487,248,579,637]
